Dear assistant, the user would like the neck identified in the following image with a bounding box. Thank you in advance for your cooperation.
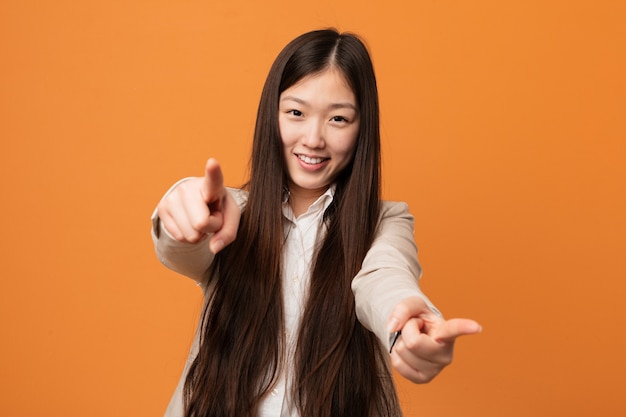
[288,184,328,217]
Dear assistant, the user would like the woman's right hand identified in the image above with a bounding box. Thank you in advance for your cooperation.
[157,158,241,253]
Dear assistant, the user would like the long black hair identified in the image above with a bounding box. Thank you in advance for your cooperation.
[184,29,401,417]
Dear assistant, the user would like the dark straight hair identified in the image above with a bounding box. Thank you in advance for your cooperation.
[183,29,401,417]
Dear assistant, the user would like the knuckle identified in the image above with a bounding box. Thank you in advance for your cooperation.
[417,373,435,384]
[389,354,402,370]
[403,335,419,351]
[167,227,184,242]
[440,353,453,366]
[182,230,202,243]
[156,200,170,218]
[190,217,209,232]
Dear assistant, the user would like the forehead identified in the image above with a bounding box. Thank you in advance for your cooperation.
[280,68,356,104]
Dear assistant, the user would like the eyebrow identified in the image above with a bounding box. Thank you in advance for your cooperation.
[280,95,357,111]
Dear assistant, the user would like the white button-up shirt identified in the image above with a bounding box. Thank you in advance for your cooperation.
[259,188,334,416]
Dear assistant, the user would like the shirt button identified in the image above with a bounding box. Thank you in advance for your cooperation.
[293,276,300,282]
[271,389,279,397]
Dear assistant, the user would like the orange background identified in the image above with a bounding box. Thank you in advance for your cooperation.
[1,1,625,416]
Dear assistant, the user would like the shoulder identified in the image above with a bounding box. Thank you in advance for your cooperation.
[380,200,412,221]
[373,200,415,242]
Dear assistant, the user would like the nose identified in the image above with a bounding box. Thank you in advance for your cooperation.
[300,120,325,148]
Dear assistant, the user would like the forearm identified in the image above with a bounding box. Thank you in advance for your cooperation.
[352,201,440,351]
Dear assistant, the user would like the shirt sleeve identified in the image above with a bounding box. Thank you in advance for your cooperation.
[351,201,442,352]
[151,183,247,286]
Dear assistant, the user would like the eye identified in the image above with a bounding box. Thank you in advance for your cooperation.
[288,109,303,117]
[331,116,348,123]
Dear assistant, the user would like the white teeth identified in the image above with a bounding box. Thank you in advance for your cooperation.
[298,155,325,164]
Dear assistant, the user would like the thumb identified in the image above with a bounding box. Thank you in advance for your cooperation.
[201,158,225,205]
[386,296,432,333]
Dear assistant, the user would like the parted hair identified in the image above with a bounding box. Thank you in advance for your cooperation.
[183,29,402,417]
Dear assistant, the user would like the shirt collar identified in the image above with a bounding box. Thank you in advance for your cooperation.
[282,185,336,220]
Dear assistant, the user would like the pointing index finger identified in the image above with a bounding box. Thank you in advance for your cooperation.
[201,158,225,205]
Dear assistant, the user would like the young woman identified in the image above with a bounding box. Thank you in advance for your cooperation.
[152,29,481,417]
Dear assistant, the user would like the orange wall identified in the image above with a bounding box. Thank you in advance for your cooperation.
[1,1,625,416]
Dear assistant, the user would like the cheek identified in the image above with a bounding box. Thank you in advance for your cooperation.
[278,118,297,148]
[336,130,359,159]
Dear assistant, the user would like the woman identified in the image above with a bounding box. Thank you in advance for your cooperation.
[152,29,481,417]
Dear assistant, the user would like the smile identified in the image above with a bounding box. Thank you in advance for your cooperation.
[297,154,328,165]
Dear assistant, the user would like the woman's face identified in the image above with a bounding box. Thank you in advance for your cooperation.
[278,68,359,198]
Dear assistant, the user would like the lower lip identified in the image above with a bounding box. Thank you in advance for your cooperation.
[296,155,328,171]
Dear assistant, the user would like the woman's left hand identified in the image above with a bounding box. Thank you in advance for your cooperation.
[387,296,482,383]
